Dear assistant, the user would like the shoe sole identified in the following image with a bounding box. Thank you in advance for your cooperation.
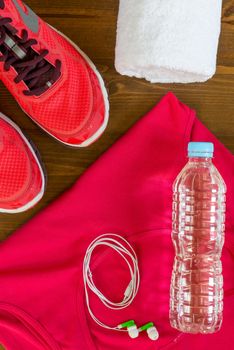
[21,25,109,148]
[0,113,46,214]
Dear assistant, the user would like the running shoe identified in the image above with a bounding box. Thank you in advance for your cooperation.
[0,112,45,213]
[0,0,109,147]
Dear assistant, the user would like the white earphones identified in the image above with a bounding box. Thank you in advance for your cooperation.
[83,234,159,341]
[118,320,159,340]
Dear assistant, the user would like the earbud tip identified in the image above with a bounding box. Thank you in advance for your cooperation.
[128,325,139,339]
[147,327,159,341]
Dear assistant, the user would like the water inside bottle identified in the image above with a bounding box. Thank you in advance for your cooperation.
[170,144,226,334]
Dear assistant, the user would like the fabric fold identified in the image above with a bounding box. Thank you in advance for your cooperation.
[0,93,233,350]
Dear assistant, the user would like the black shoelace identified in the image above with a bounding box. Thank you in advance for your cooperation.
[0,0,61,96]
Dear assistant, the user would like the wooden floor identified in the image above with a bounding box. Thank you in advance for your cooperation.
[0,0,234,239]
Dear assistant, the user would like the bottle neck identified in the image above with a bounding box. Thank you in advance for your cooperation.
[188,157,213,164]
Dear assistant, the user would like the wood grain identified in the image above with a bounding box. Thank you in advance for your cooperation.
[0,0,234,240]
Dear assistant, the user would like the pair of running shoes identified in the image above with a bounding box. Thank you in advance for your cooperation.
[0,0,109,213]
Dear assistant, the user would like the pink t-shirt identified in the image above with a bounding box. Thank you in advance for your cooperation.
[0,93,233,350]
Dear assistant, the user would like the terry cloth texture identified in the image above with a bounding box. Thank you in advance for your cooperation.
[115,0,223,83]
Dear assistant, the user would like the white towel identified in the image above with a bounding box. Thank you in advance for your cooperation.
[115,0,222,83]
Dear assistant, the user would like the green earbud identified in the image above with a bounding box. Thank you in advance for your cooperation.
[117,320,136,329]
[117,320,139,339]
[139,322,159,341]
[117,320,159,341]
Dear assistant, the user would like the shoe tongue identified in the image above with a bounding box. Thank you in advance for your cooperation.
[0,26,58,95]
[14,45,55,90]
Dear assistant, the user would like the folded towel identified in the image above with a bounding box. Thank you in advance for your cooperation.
[115,0,223,83]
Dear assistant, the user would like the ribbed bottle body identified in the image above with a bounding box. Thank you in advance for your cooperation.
[170,158,226,334]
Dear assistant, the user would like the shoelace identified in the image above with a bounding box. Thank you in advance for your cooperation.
[0,0,61,96]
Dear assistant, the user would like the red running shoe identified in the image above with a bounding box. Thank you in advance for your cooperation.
[0,0,109,147]
[0,113,45,213]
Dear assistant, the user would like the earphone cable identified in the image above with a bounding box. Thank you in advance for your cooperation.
[83,234,140,330]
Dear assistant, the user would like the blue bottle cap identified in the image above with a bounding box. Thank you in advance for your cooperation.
[188,142,214,158]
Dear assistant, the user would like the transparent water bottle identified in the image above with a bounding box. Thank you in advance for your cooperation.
[170,142,226,334]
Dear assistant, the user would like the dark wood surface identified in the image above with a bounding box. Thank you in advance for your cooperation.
[0,0,234,240]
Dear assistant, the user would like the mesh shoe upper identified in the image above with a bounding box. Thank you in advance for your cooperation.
[0,0,108,146]
[0,113,44,212]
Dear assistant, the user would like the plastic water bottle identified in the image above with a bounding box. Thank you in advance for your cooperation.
[170,142,226,334]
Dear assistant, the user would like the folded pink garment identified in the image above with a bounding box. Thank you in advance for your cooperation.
[0,93,233,350]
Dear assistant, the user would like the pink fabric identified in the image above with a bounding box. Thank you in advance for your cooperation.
[0,93,233,350]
